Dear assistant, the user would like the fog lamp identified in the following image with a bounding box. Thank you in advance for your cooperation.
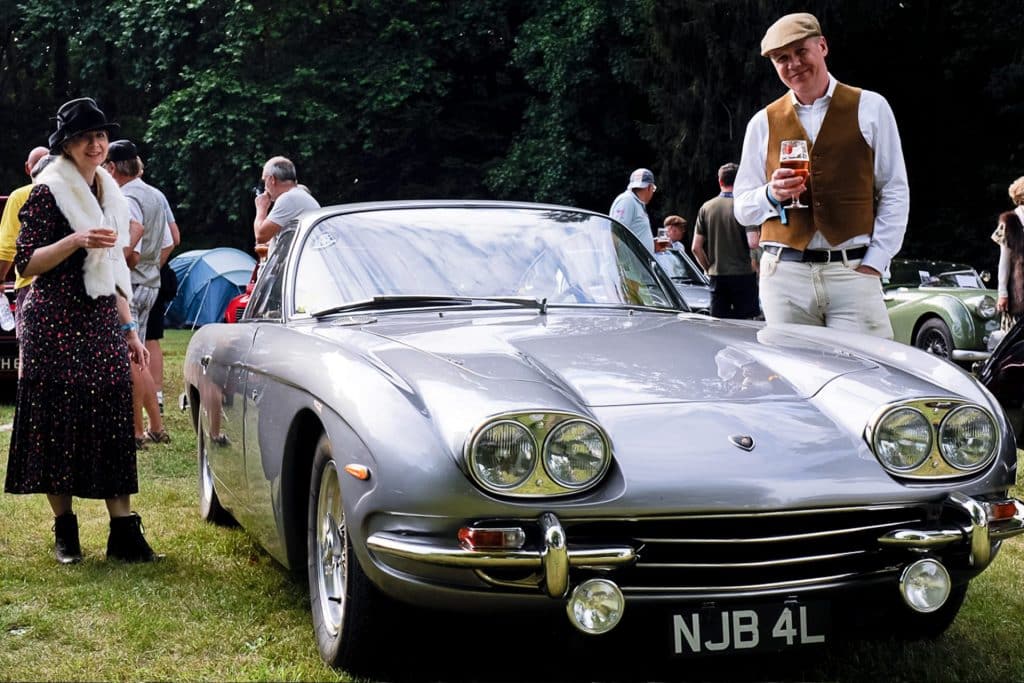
[566,578,624,635]
[899,558,951,613]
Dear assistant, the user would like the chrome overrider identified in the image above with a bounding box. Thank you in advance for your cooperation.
[367,494,1024,621]
[878,492,1024,569]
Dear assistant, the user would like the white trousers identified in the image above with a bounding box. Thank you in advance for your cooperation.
[759,251,893,339]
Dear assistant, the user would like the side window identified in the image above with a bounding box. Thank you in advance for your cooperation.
[244,229,296,320]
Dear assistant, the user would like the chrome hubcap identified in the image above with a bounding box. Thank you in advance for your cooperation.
[316,460,346,635]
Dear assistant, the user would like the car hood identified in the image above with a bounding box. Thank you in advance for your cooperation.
[341,309,880,407]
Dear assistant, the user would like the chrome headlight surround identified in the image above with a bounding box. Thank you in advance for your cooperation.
[865,398,1001,479]
[972,295,997,320]
[466,412,612,496]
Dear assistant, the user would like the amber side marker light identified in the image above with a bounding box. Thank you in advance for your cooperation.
[344,464,370,480]
[988,500,1018,521]
[458,527,526,550]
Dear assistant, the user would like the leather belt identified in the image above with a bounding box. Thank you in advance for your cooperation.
[764,245,868,263]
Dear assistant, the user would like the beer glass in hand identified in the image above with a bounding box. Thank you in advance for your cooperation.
[779,140,809,209]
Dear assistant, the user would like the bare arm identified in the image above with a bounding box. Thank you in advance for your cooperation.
[691,233,709,272]
[21,229,114,278]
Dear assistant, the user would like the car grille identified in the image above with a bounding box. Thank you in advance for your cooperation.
[561,503,938,597]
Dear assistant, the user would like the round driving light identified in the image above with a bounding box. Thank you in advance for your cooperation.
[470,421,535,489]
[899,558,951,613]
[544,420,610,488]
[873,407,932,471]
[939,405,998,471]
[566,578,625,634]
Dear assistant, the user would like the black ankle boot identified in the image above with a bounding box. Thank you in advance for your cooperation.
[53,512,82,565]
[107,513,163,563]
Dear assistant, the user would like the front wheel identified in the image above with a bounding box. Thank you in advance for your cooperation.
[197,393,234,525]
[307,434,389,674]
[914,318,954,359]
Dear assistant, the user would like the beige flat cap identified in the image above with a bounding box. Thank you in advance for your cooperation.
[760,12,822,56]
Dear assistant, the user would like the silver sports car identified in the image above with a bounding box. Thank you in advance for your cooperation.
[183,201,1023,676]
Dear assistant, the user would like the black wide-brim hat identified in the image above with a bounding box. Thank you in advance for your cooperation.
[48,97,120,154]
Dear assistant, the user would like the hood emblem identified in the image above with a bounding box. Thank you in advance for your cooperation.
[730,435,755,451]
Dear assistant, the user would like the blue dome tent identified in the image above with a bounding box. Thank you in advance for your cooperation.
[165,248,256,328]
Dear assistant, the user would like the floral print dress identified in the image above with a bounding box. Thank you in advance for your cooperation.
[3,185,138,499]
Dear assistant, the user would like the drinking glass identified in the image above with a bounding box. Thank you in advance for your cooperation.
[779,140,810,209]
[101,210,118,261]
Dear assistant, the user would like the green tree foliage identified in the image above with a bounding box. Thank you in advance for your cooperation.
[1,0,1021,270]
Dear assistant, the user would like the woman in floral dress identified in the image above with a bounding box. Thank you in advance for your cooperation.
[3,97,160,564]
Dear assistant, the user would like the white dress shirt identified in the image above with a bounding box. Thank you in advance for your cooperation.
[733,75,909,275]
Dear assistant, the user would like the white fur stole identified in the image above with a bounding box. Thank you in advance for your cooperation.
[34,156,133,300]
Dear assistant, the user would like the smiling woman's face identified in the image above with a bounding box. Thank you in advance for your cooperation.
[64,130,109,178]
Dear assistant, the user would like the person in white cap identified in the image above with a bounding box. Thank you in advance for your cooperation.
[609,167,657,252]
[733,12,909,338]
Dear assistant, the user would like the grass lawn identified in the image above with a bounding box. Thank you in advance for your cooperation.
[0,328,1021,682]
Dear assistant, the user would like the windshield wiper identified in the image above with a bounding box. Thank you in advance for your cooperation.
[312,295,475,317]
[312,295,551,318]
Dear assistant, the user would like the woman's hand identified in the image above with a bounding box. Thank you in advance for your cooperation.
[997,296,1009,313]
[78,228,117,251]
[126,331,149,367]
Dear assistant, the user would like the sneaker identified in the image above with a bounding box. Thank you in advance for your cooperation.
[145,429,171,444]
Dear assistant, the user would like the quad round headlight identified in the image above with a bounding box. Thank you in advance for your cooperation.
[939,405,998,471]
[873,407,932,471]
[543,420,610,488]
[469,421,535,489]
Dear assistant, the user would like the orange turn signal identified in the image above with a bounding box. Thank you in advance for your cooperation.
[988,500,1018,521]
[458,527,526,550]
[343,464,370,480]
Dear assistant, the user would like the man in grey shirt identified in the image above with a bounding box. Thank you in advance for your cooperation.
[609,168,657,252]
[254,156,320,256]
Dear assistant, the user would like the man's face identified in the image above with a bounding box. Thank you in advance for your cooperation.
[767,36,829,103]
[262,169,279,200]
[666,224,684,243]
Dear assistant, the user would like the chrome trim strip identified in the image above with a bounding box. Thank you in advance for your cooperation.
[621,570,890,595]
[636,519,917,544]
[636,550,866,570]
[559,503,928,524]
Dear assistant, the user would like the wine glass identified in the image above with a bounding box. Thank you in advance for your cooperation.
[779,139,810,209]
[100,210,118,261]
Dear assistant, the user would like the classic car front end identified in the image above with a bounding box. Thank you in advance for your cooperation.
[183,202,1022,675]
[885,258,1000,364]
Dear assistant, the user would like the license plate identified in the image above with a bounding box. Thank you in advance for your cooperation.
[0,355,18,373]
[671,600,829,655]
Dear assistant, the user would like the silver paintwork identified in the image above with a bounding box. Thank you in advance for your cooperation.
[184,200,1022,628]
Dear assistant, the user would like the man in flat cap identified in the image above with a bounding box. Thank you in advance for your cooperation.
[733,12,908,338]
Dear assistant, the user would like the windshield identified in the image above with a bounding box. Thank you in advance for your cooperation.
[291,206,677,316]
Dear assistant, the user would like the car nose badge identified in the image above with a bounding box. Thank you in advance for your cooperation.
[730,435,755,451]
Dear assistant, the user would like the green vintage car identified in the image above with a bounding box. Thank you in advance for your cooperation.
[884,258,999,365]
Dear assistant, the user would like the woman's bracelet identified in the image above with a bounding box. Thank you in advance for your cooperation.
[121,320,139,333]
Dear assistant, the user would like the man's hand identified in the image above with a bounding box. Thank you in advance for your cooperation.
[855,264,881,277]
[255,192,272,214]
[768,167,807,203]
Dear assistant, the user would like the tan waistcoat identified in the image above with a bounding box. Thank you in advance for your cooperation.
[762,83,875,249]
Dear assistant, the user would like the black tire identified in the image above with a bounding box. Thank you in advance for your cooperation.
[307,434,389,675]
[914,318,954,359]
[197,394,234,526]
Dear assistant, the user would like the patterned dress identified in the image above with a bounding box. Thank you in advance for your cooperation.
[3,185,138,499]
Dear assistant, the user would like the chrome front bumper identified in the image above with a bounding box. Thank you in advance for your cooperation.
[878,493,1024,569]
[367,494,1024,599]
